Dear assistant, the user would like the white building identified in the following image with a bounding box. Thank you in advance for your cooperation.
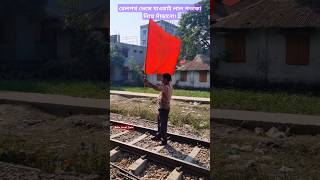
[140,20,178,47]
[213,0,320,86]
[148,54,210,89]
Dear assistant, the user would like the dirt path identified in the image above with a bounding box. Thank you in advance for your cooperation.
[211,121,320,179]
[0,161,100,180]
[0,104,106,178]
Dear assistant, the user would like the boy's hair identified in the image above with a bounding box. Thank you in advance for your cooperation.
[163,73,172,82]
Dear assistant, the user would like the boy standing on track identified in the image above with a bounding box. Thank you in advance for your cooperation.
[144,73,173,145]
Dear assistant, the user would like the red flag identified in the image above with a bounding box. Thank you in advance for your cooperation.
[145,19,181,75]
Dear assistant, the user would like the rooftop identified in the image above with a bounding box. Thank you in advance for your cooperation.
[178,54,210,71]
[214,0,320,29]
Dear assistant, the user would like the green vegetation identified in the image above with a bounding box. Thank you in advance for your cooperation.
[3,81,320,116]
[111,86,210,98]
[111,97,209,130]
[0,81,108,99]
[213,88,320,115]
[0,80,210,99]
[178,0,210,60]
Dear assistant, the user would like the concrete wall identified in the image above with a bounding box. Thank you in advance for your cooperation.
[214,30,265,80]
[110,42,146,82]
[214,30,320,84]
[267,30,320,84]
[124,44,146,67]
[112,42,146,67]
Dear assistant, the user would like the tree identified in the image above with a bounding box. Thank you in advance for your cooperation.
[177,0,210,61]
[110,46,125,68]
[52,0,108,81]
[128,57,143,85]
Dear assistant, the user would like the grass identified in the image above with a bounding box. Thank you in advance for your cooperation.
[1,81,320,115]
[213,88,320,115]
[0,81,209,98]
[110,97,210,130]
[111,86,210,98]
[0,80,108,99]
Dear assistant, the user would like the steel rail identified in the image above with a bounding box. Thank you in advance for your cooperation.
[110,119,210,148]
[110,138,210,178]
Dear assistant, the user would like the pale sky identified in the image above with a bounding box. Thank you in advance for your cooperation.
[110,0,201,45]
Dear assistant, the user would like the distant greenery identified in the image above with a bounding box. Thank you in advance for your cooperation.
[0,81,108,99]
[110,46,125,68]
[3,81,320,115]
[178,0,210,60]
[0,81,209,99]
[213,88,320,115]
[111,86,210,98]
[128,57,144,85]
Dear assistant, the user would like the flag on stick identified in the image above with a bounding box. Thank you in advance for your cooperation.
[144,19,181,75]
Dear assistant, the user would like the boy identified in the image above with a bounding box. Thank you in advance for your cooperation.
[144,73,173,145]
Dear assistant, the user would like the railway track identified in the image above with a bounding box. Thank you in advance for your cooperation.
[109,118,210,180]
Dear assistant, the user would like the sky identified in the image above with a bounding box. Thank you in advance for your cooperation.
[110,0,201,45]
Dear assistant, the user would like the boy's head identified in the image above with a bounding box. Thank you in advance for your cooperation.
[161,73,172,84]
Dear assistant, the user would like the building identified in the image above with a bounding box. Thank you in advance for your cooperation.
[176,54,210,89]
[110,34,120,44]
[213,0,320,85]
[0,0,108,71]
[110,35,146,82]
[140,20,178,47]
[148,54,210,89]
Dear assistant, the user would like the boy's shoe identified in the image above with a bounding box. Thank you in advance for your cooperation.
[160,140,167,145]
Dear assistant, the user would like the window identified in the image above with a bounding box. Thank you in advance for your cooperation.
[140,50,143,54]
[225,32,246,63]
[157,74,162,81]
[286,32,310,65]
[133,50,137,53]
[142,40,146,46]
[199,71,207,82]
[143,30,147,36]
[180,71,187,81]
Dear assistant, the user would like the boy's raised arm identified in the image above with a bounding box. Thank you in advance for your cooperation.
[144,78,162,91]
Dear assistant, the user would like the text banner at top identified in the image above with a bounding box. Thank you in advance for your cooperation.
[118,4,202,20]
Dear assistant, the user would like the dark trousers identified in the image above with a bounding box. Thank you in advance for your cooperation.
[157,109,169,142]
